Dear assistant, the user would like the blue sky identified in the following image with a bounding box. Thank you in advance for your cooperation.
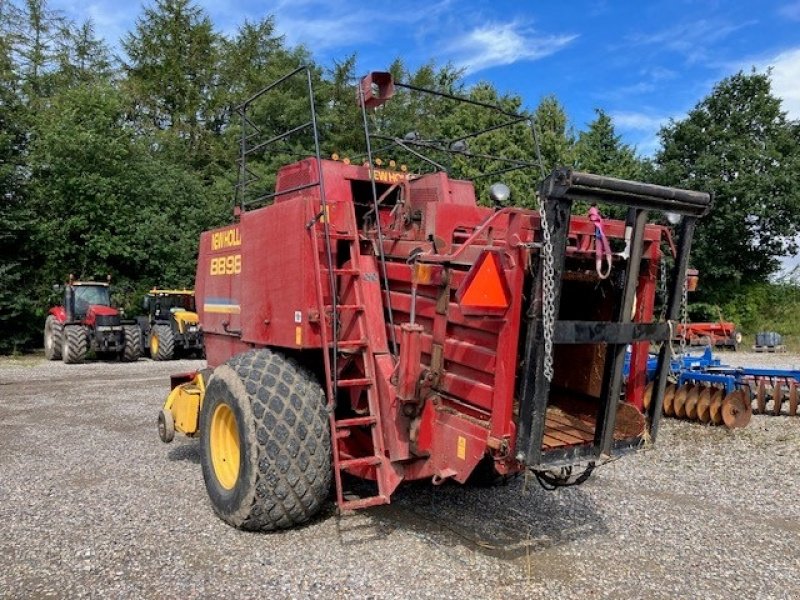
[49,0,800,157]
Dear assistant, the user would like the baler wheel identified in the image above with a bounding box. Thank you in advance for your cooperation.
[158,408,175,443]
[150,324,175,361]
[44,315,63,361]
[62,324,88,364]
[787,382,798,416]
[755,379,767,414]
[199,349,331,531]
[696,387,713,423]
[722,389,751,429]
[122,324,142,362]
[772,384,784,416]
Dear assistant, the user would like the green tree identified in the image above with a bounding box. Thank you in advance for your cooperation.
[27,81,229,302]
[0,26,37,352]
[575,109,643,179]
[54,19,114,86]
[216,17,315,204]
[531,95,575,173]
[122,0,219,151]
[656,71,800,292]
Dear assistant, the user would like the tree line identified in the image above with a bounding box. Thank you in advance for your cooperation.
[1,0,799,352]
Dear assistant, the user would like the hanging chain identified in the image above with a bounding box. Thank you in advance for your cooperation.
[539,197,556,382]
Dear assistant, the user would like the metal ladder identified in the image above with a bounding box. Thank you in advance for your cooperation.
[313,211,392,511]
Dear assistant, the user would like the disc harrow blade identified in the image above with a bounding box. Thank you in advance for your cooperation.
[755,378,767,414]
[673,384,692,419]
[696,387,712,424]
[709,389,724,425]
[643,381,654,411]
[663,384,677,417]
[685,386,700,420]
[722,389,751,429]
[772,383,784,416]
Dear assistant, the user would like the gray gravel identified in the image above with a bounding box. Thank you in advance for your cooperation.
[1,352,798,599]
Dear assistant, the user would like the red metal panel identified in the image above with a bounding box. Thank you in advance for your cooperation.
[238,197,320,349]
[411,401,488,483]
[196,226,243,365]
[626,259,658,409]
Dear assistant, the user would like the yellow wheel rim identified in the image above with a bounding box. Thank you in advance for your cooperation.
[150,334,159,355]
[210,403,240,490]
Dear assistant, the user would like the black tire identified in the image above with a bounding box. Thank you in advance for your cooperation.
[150,324,175,361]
[44,315,63,361]
[136,317,150,356]
[158,408,175,443]
[62,325,88,364]
[121,324,142,362]
[200,348,331,531]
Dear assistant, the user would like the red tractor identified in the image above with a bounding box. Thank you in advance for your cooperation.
[160,68,710,531]
[44,277,142,364]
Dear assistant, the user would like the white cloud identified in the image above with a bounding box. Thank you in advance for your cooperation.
[626,18,757,65]
[610,111,683,157]
[611,111,671,132]
[760,47,800,119]
[445,22,577,75]
[778,1,800,20]
[271,0,453,52]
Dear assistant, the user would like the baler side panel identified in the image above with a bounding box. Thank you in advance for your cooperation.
[196,227,244,367]
[239,198,320,349]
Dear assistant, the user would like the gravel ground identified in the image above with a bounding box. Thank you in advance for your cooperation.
[1,352,798,599]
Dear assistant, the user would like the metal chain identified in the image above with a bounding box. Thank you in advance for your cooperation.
[658,257,667,320]
[539,197,556,381]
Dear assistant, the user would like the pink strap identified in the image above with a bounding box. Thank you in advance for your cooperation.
[588,206,612,278]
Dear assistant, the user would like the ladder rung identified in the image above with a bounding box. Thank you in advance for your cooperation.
[339,456,382,470]
[335,416,377,428]
[339,495,389,511]
[332,304,363,312]
[337,377,373,388]
[323,231,357,240]
[328,268,360,277]
[335,339,368,349]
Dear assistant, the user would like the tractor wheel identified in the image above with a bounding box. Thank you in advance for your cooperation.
[150,324,175,361]
[122,324,142,362]
[62,325,88,364]
[199,348,331,531]
[44,315,63,361]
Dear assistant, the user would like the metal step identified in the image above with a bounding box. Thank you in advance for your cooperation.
[335,416,378,428]
[337,377,373,388]
[335,339,368,349]
[339,456,382,469]
[339,494,389,511]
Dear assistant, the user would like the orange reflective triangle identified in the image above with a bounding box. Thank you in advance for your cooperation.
[460,252,509,309]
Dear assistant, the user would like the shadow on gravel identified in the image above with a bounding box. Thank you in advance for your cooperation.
[167,442,201,464]
[335,477,606,565]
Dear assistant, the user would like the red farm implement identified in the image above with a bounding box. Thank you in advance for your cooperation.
[158,66,711,530]
[675,321,742,350]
